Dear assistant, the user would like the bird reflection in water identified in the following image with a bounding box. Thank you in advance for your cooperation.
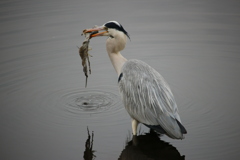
[83,127,96,160]
[118,129,185,160]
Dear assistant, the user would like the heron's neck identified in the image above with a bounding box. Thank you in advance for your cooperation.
[108,51,127,76]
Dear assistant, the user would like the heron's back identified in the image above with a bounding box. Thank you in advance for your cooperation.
[118,59,186,139]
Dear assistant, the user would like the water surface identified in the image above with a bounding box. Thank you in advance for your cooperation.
[1,0,240,159]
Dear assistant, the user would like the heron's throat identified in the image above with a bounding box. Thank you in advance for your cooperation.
[106,34,128,76]
[107,51,127,76]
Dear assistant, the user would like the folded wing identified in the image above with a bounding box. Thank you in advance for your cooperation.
[119,59,187,139]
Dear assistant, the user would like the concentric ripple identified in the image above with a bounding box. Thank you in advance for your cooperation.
[28,85,128,127]
[61,88,121,115]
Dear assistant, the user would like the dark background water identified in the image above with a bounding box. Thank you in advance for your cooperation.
[1,0,240,159]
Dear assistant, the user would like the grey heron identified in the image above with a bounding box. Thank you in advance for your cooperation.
[84,21,187,139]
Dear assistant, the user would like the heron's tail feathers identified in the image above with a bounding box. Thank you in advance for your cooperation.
[176,119,187,134]
[143,124,166,134]
[144,119,187,139]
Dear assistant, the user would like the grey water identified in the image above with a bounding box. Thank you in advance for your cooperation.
[1,0,240,159]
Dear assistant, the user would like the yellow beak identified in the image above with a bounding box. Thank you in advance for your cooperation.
[83,26,108,38]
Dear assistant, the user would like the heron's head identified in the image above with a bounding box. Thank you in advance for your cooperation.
[83,21,130,40]
[84,21,130,53]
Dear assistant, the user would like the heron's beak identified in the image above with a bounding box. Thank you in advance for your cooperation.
[83,26,108,38]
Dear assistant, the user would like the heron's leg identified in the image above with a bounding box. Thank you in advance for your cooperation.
[131,119,139,135]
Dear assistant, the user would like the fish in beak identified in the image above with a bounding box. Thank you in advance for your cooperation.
[83,25,108,38]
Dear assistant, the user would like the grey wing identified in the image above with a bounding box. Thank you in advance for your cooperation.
[118,59,185,139]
